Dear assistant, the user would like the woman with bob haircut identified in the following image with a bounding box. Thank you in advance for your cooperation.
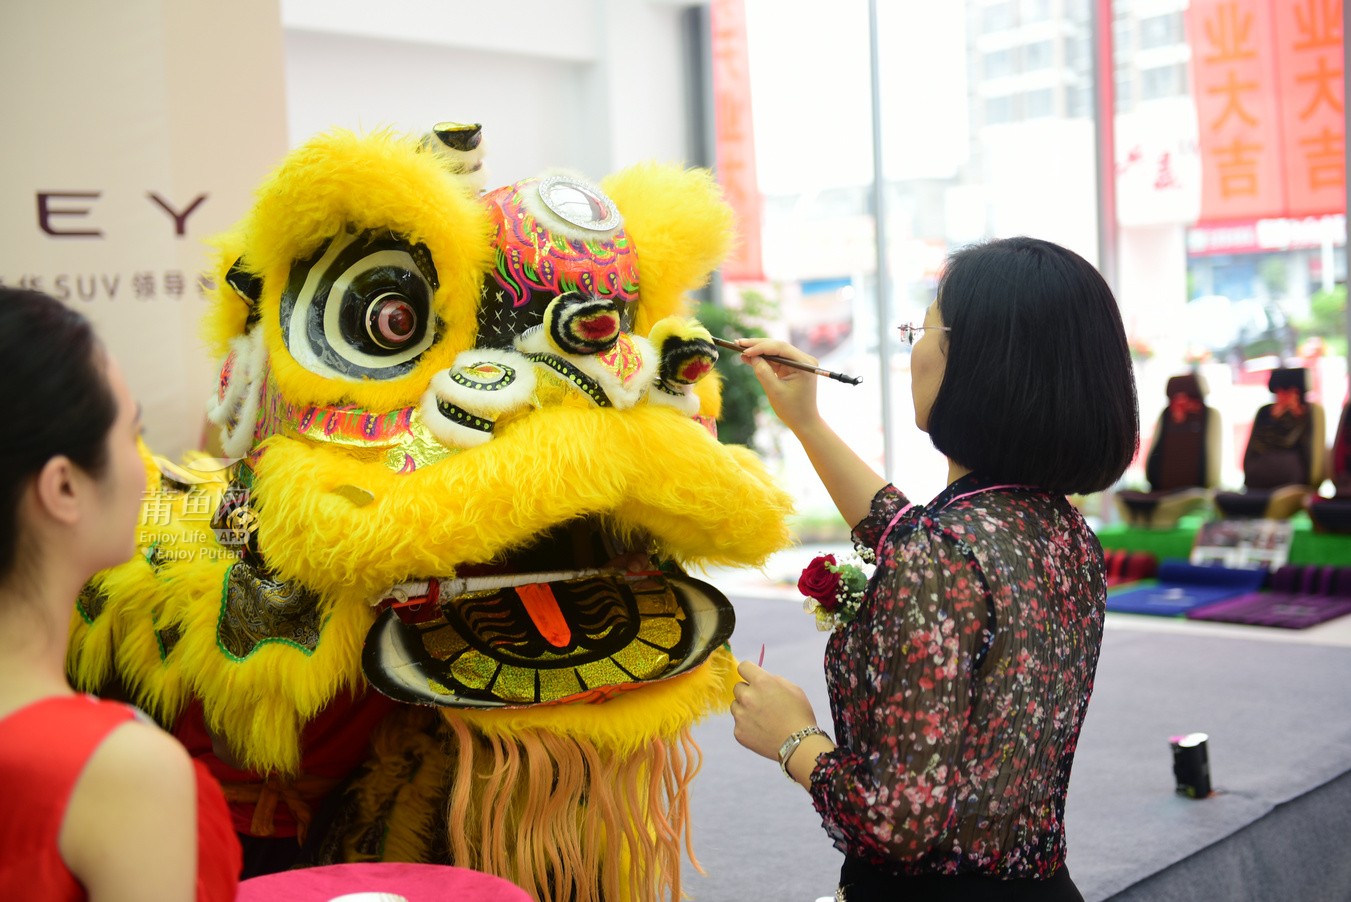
[727,236,1138,901]
[0,287,241,900]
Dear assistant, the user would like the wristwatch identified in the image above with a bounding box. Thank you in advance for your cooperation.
[777,726,828,781]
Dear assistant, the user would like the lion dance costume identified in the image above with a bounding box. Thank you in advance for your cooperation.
[67,123,793,901]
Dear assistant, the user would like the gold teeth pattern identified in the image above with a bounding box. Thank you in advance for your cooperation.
[408,576,689,705]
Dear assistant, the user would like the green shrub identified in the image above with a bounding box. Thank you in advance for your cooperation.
[694,289,774,447]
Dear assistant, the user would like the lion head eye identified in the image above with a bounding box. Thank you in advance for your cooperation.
[281,231,439,381]
[365,293,420,350]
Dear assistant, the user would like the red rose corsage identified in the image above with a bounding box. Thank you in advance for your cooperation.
[798,552,871,631]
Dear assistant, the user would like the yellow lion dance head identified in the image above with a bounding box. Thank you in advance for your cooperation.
[70,123,793,900]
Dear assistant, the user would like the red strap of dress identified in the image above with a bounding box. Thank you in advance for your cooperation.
[875,484,1033,560]
[946,483,1032,504]
[875,503,916,560]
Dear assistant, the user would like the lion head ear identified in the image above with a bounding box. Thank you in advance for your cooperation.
[202,228,261,359]
[420,121,488,193]
[600,163,736,336]
[225,257,263,328]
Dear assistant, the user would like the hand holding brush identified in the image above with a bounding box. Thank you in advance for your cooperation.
[711,337,862,385]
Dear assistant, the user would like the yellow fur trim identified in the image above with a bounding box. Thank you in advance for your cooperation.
[73,539,373,775]
[202,128,495,410]
[645,315,712,349]
[68,439,197,715]
[67,446,373,774]
[202,228,254,358]
[251,405,794,602]
[71,397,788,777]
[72,419,778,776]
[601,164,735,337]
[174,565,372,774]
[694,369,724,420]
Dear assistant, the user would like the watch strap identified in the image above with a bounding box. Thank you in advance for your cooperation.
[777,725,828,781]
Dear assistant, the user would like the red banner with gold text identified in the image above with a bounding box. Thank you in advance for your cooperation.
[709,0,764,282]
[1273,0,1345,216]
[1188,0,1286,220]
[1188,0,1345,222]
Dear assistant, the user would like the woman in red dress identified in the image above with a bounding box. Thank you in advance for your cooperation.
[0,287,241,900]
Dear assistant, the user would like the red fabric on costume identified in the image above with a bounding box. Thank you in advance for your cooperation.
[0,694,240,901]
[176,688,399,839]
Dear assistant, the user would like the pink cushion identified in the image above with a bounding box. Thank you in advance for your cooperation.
[237,863,533,902]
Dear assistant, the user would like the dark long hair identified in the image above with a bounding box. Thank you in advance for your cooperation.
[926,237,1139,494]
[0,288,118,582]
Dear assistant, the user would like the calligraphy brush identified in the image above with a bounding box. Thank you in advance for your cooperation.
[711,337,863,386]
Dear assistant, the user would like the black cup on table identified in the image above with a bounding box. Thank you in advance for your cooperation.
[1169,732,1212,799]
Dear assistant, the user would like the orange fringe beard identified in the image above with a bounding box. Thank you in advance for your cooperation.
[344,706,708,902]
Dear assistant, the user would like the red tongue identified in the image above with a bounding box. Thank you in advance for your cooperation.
[516,582,572,648]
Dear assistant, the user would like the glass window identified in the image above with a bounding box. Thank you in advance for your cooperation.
[1141,63,1184,100]
[1113,19,1133,55]
[1025,87,1055,118]
[1021,0,1053,23]
[1139,12,1182,49]
[1063,33,1084,70]
[1066,83,1090,118]
[984,48,1015,78]
[819,185,868,218]
[737,0,1347,517]
[1115,71,1133,111]
[1024,39,1055,71]
[982,2,1014,32]
[985,94,1016,124]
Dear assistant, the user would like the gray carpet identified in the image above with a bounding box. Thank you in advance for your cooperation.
[684,595,843,902]
[1063,625,1351,901]
[681,595,1351,901]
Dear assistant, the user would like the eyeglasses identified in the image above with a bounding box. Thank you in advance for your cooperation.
[897,323,951,347]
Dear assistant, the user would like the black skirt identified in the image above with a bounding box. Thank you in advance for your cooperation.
[836,857,1084,902]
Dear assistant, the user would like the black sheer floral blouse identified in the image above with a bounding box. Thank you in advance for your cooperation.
[808,474,1106,879]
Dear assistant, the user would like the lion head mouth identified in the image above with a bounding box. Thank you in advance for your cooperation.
[364,515,734,709]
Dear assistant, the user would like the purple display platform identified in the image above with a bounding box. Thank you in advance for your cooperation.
[1187,591,1351,629]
